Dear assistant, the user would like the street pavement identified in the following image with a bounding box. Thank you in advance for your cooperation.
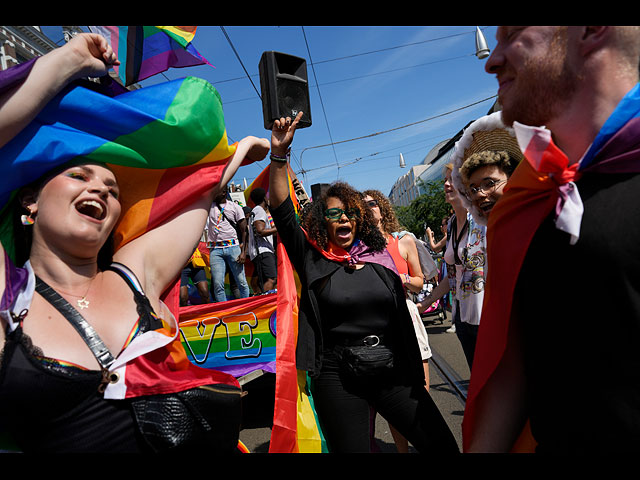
[238,310,470,453]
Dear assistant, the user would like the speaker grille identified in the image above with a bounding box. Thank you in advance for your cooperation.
[276,78,310,119]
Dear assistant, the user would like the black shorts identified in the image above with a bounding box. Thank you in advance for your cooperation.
[181,265,207,286]
[254,252,277,281]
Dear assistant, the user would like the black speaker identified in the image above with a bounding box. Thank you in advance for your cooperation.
[259,51,312,130]
[310,183,330,201]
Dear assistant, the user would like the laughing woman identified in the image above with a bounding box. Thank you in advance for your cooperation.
[0,34,270,452]
[268,113,458,454]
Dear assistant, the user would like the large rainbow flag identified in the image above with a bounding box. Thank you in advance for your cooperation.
[88,26,209,87]
[242,164,325,452]
[1,63,240,267]
[0,59,256,403]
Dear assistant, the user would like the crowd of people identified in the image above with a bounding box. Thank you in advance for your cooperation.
[1,26,639,454]
[178,185,279,306]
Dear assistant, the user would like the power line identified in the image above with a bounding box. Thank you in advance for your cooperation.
[309,28,476,64]
[210,27,480,85]
[302,26,340,172]
[219,26,262,99]
[299,94,497,164]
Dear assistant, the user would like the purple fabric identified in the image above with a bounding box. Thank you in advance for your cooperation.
[1,251,28,311]
[584,117,640,174]
[348,239,399,275]
[0,56,127,99]
[0,58,37,94]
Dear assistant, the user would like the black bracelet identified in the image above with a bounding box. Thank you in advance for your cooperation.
[270,147,290,162]
[269,153,288,163]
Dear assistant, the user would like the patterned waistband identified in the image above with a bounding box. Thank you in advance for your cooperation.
[208,239,239,248]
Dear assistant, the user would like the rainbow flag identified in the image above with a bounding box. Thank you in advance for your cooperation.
[245,165,326,453]
[1,67,240,267]
[0,60,257,401]
[88,26,209,87]
[244,163,306,213]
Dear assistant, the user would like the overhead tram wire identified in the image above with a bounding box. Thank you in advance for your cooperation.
[297,94,497,176]
[219,26,261,99]
[219,26,304,173]
[301,26,340,177]
[210,27,483,86]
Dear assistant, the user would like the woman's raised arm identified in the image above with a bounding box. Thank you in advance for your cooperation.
[0,33,119,149]
[268,112,303,209]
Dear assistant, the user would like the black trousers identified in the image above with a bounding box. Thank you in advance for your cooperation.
[453,301,479,370]
[311,351,459,453]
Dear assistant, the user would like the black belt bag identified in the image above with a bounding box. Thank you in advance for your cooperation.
[35,274,242,453]
[335,335,394,377]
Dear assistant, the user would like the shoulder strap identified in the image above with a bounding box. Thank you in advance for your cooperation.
[106,262,163,331]
[106,262,145,296]
[34,277,116,370]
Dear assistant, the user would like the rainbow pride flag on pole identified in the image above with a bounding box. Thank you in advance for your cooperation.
[244,163,308,213]
[88,26,210,86]
[243,164,325,452]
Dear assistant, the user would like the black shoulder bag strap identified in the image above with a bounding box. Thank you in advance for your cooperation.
[451,217,469,266]
[34,276,116,373]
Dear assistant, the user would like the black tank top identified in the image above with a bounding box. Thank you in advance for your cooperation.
[316,263,396,346]
[0,264,160,452]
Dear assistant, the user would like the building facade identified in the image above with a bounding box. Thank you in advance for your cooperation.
[388,101,501,206]
[0,26,58,70]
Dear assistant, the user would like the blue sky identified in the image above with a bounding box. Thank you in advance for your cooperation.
[41,26,500,197]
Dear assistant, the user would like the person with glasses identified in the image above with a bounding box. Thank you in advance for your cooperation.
[417,113,522,371]
[267,113,458,454]
[451,113,522,227]
[465,26,640,454]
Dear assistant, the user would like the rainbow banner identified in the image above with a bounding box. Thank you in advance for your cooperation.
[178,293,278,378]
[88,26,209,87]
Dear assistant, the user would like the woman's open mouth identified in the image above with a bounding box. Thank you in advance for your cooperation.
[335,225,353,241]
[75,199,106,221]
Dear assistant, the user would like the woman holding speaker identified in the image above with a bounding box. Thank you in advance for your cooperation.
[267,112,459,454]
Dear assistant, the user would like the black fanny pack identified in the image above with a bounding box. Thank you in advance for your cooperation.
[334,335,394,377]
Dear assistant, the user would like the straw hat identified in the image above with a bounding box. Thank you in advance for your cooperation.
[450,111,523,225]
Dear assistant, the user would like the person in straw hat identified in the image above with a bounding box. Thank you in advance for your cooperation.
[416,111,521,371]
[451,112,523,226]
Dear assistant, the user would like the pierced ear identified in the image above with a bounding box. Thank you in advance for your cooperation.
[18,187,39,214]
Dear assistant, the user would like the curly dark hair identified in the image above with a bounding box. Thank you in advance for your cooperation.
[301,182,386,252]
[362,189,401,236]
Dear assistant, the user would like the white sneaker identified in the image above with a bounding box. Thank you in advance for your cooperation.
[446,324,456,333]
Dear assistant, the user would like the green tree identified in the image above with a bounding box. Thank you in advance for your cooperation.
[394,179,450,240]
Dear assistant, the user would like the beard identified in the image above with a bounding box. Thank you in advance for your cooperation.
[500,28,580,128]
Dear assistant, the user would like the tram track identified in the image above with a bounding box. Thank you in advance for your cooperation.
[430,348,468,406]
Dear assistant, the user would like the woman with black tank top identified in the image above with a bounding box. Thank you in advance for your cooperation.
[0,34,271,452]
[267,113,459,454]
